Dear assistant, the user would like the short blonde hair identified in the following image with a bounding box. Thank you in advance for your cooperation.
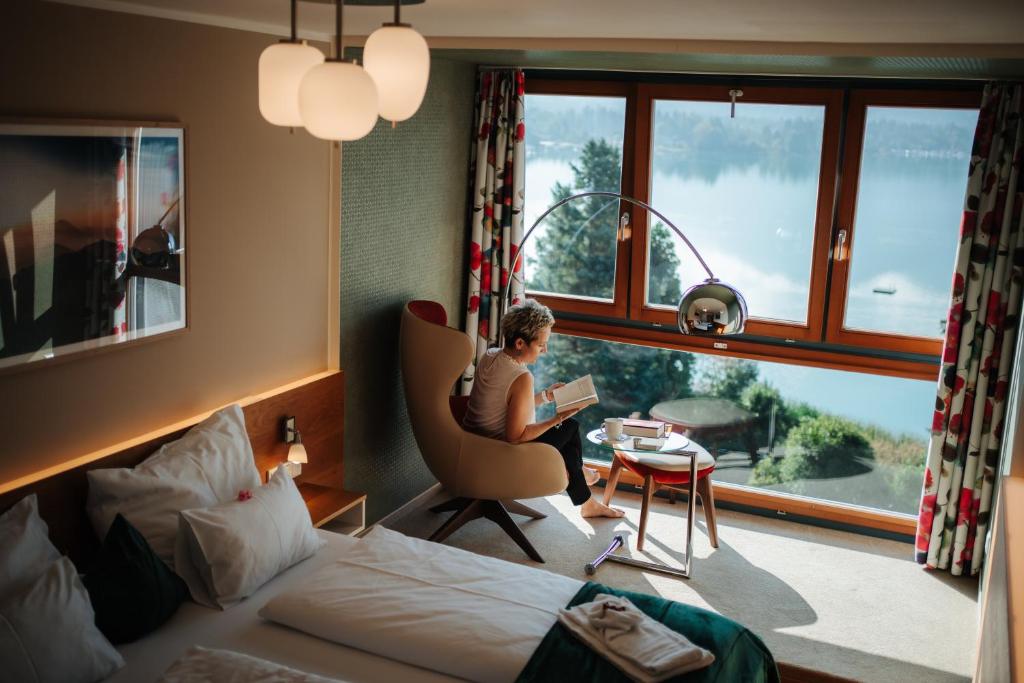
[501,299,554,349]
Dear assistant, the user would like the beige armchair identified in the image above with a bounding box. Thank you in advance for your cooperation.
[400,300,569,562]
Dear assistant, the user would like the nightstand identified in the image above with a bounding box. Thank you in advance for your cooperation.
[298,483,366,536]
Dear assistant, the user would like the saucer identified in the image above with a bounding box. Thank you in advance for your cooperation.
[597,430,630,443]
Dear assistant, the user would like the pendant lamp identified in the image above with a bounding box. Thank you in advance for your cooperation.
[258,0,324,127]
[299,0,379,140]
[363,0,430,124]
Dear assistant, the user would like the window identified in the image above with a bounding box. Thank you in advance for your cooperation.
[523,77,980,527]
[524,78,979,363]
[828,91,980,355]
[533,333,933,516]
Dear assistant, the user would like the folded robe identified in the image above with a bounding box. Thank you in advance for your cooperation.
[516,582,780,683]
[559,593,714,683]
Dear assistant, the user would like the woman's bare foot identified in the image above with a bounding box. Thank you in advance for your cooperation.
[580,497,625,518]
[583,466,600,486]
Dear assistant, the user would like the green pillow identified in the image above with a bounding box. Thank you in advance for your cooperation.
[82,513,188,644]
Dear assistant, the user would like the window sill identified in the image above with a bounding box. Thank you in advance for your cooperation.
[587,459,916,538]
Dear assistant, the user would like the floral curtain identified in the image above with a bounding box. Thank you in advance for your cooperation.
[460,69,526,395]
[917,83,1024,576]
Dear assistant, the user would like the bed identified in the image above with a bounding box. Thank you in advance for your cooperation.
[108,529,461,683]
[0,372,778,683]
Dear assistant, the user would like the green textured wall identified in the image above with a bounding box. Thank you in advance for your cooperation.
[340,58,475,523]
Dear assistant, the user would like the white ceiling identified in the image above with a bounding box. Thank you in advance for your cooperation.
[52,0,1024,46]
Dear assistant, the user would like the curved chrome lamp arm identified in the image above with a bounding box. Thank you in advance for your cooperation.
[500,190,747,336]
[502,191,715,310]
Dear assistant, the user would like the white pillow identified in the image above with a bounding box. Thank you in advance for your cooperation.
[86,404,261,566]
[174,466,324,609]
[0,556,124,683]
[0,495,61,602]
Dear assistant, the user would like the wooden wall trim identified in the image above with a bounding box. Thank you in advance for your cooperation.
[0,370,344,564]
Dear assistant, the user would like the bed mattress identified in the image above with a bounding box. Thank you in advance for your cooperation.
[107,530,461,683]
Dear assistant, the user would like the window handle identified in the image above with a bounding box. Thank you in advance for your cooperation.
[834,229,848,262]
[618,211,632,242]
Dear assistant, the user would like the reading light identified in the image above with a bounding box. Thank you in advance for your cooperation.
[363,0,430,124]
[503,191,747,336]
[280,416,308,478]
[298,0,379,140]
[258,0,325,127]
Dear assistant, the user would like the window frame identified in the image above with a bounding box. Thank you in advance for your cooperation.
[523,79,638,320]
[523,75,982,534]
[825,88,983,356]
[524,76,982,376]
[628,83,843,343]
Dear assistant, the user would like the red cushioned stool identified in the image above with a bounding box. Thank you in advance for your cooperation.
[602,441,718,553]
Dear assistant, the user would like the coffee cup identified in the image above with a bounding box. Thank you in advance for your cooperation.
[604,418,624,440]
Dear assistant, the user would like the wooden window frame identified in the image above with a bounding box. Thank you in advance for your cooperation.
[524,80,637,320]
[523,77,980,534]
[825,88,983,356]
[628,83,843,344]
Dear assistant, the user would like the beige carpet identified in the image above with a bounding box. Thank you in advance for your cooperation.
[386,487,979,682]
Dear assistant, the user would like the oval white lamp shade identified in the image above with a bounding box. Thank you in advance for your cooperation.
[363,25,430,123]
[299,61,380,141]
[288,441,308,465]
[258,42,324,127]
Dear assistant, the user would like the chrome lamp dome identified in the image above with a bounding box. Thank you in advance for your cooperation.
[504,191,747,336]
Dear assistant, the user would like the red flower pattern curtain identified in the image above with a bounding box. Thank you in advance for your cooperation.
[917,83,1024,576]
[460,70,526,394]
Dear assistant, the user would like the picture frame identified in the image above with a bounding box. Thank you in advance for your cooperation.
[0,119,188,373]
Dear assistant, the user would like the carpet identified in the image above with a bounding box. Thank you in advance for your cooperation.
[386,486,978,682]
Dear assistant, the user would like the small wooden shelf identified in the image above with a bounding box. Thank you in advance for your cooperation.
[298,482,366,535]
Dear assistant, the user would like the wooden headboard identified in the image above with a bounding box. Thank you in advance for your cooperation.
[0,370,344,566]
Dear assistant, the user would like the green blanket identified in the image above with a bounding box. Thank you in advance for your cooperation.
[515,582,780,683]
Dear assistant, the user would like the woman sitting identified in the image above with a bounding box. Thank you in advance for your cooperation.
[463,299,623,519]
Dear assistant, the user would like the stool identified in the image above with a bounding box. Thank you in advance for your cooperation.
[602,446,718,552]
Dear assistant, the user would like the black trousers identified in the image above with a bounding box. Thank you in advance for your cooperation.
[533,418,592,506]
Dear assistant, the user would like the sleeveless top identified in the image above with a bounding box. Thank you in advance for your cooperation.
[463,348,536,439]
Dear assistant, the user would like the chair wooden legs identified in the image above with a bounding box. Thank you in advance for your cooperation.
[481,501,545,563]
[696,476,719,548]
[428,498,545,563]
[602,456,624,506]
[637,475,655,552]
[428,498,483,543]
[502,500,547,519]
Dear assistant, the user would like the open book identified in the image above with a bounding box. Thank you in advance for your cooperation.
[552,374,599,413]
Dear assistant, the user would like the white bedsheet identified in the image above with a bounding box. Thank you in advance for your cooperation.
[107,530,461,683]
[159,646,347,682]
[260,526,585,683]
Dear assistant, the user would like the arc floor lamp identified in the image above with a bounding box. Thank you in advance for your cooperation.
[501,191,748,336]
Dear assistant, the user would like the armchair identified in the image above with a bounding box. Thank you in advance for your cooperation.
[400,300,569,562]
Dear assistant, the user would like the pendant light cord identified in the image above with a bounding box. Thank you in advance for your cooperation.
[334,0,344,60]
[394,0,400,24]
[290,0,297,41]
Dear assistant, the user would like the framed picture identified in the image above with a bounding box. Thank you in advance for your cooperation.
[0,119,187,372]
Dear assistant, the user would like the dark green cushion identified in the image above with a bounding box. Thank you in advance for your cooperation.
[82,513,188,644]
[516,581,780,683]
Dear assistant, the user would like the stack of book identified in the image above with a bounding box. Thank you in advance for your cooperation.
[622,419,668,438]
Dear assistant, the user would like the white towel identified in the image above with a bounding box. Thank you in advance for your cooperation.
[558,593,715,683]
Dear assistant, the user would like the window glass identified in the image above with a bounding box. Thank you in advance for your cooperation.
[533,333,933,515]
[647,100,826,324]
[844,106,978,338]
[524,94,626,300]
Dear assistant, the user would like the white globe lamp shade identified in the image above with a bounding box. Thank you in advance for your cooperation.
[298,61,380,141]
[363,25,430,123]
[258,42,324,127]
